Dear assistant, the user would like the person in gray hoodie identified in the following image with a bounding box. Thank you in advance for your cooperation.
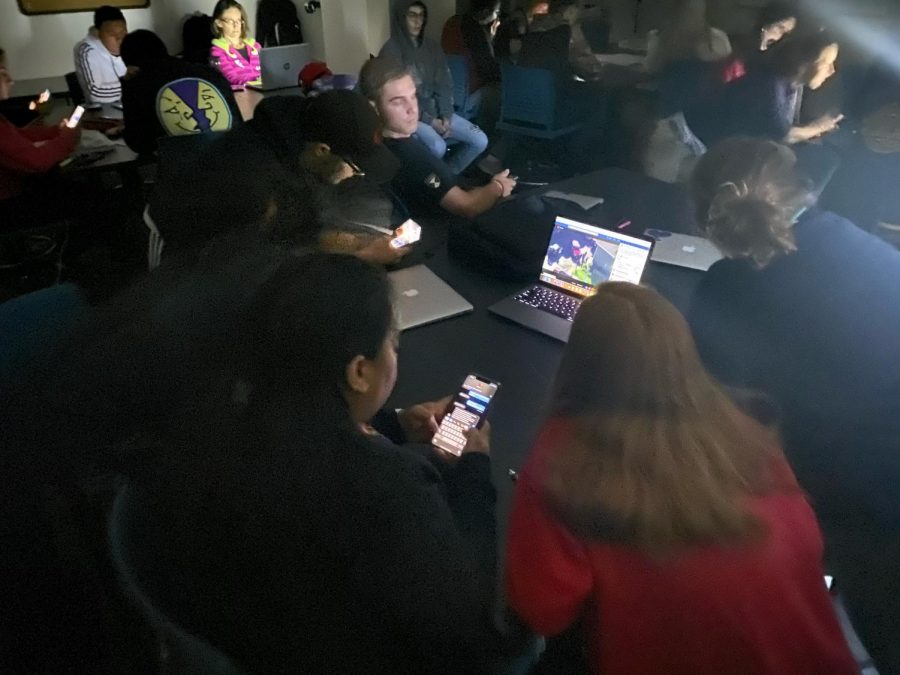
[379,0,488,174]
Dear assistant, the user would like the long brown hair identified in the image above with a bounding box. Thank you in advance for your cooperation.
[543,283,793,553]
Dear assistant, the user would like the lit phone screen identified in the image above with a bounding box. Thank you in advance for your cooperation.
[432,374,499,456]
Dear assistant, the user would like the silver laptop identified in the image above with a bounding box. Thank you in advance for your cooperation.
[489,216,653,342]
[250,44,312,91]
[389,265,474,331]
[645,230,723,271]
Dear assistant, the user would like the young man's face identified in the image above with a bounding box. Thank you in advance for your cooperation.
[376,74,419,137]
[99,19,128,56]
[0,58,12,101]
[405,5,426,38]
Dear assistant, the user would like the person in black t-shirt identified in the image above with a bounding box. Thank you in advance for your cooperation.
[359,56,515,220]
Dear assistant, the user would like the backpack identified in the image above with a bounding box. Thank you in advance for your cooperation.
[257,0,304,47]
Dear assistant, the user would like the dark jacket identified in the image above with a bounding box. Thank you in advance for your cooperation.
[134,400,499,674]
[379,0,455,122]
[687,62,798,145]
[121,56,240,155]
[688,208,900,528]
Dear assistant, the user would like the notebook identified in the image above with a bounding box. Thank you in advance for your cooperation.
[489,216,653,342]
[389,265,473,331]
[249,44,312,91]
[645,229,723,271]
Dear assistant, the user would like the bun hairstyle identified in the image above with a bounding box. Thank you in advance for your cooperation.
[692,138,814,268]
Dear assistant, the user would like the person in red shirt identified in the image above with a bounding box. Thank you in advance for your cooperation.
[0,48,79,220]
[505,282,858,675]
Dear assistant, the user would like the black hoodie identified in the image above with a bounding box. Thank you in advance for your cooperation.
[378,0,455,123]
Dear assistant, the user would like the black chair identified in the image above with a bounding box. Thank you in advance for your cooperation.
[65,71,85,106]
[108,484,244,674]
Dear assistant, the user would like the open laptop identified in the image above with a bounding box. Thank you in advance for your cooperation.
[249,44,312,91]
[489,216,653,342]
[645,229,723,271]
[389,265,473,331]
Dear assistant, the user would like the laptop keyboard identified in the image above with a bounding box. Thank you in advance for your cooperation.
[514,286,582,321]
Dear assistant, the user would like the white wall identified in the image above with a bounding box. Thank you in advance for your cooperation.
[1,0,390,82]
[0,1,264,81]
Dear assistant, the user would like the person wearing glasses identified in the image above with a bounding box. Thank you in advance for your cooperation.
[379,0,488,174]
[148,91,408,265]
[210,0,262,90]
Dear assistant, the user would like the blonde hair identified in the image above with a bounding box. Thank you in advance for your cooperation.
[544,283,793,553]
[691,138,813,268]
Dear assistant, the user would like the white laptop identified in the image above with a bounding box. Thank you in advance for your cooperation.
[489,216,653,342]
[645,229,723,271]
[250,43,312,91]
[389,265,474,331]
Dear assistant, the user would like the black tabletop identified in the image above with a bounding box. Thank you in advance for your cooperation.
[387,168,705,539]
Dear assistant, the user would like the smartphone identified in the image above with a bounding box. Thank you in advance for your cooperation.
[66,105,85,128]
[432,374,500,456]
[390,219,422,249]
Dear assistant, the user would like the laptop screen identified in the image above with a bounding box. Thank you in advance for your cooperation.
[540,216,652,297]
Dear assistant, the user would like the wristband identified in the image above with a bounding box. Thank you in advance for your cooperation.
[492,179,505,197]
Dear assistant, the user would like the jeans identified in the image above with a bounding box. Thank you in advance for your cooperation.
[415,114,488,174]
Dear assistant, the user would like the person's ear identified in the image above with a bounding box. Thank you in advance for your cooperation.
[311,142,331,157]
[344,354,372,395]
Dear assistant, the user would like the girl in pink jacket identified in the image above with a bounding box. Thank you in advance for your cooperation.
[210,0,262,90]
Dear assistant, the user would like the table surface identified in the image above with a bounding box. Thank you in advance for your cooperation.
[10,75,69,100]
[387,169,704,540]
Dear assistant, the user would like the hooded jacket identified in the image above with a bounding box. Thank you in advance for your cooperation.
[378,0,454,123]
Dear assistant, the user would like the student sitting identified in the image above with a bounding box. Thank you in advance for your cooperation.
[120,30,240,155]
[122,252,500,672]
[506,281,858,675]
[359,56,515,221]
[640,0,732,183]
[149,90,406,265]
[688,137,900,673]
[210,0,262,90]
[379,0,488,174]
[0,48,79,224]
[441,0,502,133]
[688,32,842,146]
[73,5,128,104]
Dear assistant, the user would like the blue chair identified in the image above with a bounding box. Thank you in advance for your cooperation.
[0,283,87,387]
[497,61,584,140]
[446,54,471,119]
[108,484,244,675]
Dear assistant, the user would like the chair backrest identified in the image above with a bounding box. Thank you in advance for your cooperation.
[108,485,244,675]
[446,54,469,117]
[155,77,235,138]
[0,283,87,388]
[499,61,560,130]
[65,71,85,105]
[517,24,572,80]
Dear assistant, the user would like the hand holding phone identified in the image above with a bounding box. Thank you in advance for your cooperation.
[432,374,500,456]
[28,88,51,111]
[390,219,422,249]
[65,105,85,129]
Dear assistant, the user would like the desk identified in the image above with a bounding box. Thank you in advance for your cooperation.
[10,76,69,101]
[388,169,703,537]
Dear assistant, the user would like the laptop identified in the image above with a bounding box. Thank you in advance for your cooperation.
[645,229,723,271]
[389,265,474,331]
[489,216,653,342]
[249,44,312,91]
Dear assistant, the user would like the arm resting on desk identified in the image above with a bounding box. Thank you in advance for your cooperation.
[0,118,76,174]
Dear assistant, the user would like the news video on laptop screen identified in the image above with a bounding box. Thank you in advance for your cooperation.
[540,216,652,297]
